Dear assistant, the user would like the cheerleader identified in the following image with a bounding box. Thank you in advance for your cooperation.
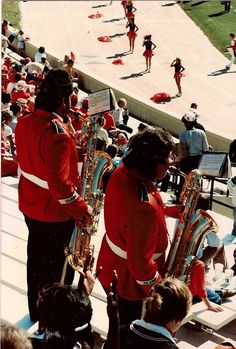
[121,0,128,17]
[126,17,138,53]
[170,57,185,97]
[142,35,156,72]
[125,0,137,19]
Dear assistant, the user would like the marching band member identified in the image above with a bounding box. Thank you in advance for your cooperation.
[15,69,93,322]
[96,128,182,325]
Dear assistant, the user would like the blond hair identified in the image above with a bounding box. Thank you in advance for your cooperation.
[0,320,32,349]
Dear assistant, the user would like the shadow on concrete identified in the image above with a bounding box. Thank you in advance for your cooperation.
[191,1,209,7]
[92,4,108,8]
[120,71,148,80]
[85,61,106,65]
[109,32,126,39]
[81,55,100,58]
[208,68,236,76]
[161,2,176,6]
[208,10,227,17]
[106,51,131,59]
[103,17,124,23]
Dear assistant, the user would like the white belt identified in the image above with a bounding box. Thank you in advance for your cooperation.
[20,169,49,189]
[20,169,79,205]
[105,233,162,260]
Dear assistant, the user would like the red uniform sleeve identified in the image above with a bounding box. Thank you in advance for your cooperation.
[126,203,159,290]
[165,205,182,219]
[44,133,88,220]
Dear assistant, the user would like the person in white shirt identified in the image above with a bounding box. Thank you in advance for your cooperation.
[34,46,46,63]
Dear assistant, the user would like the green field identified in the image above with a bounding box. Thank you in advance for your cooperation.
[181,0,236,55]
[1,0,235,56]
[2,0,21,29]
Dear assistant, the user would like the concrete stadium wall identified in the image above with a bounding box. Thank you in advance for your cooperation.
[7,29,230,152]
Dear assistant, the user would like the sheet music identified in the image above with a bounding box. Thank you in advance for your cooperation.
[198,153,226,177]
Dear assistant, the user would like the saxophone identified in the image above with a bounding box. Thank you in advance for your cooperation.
[164,167,218,282]
[65,115,113,271]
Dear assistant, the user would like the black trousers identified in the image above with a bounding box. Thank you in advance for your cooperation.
[103,287,143,325]
[25,216,75,322]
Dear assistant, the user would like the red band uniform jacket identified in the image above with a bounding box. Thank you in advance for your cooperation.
[97,164,170,301]
[15,109,88,222]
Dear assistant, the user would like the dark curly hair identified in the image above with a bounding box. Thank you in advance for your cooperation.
[36,283,93,348]
[123,127,174,180]
[35,69,72,112]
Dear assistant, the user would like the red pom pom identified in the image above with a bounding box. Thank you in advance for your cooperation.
[112,59,124,65]
[97,36,112,42]
[88,12,103,19]
[150,92,171,102]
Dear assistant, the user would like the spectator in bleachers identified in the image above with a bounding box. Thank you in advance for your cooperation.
[183,103,205,132]
[34,46,46,63]
[1,120,18,177]
[188,257,236,312]
[63,59,75,77]
[2,110,15,153]
[21,59,44,75]
[40,56,52,74]
[1,65,9,92]
[195,194,227,270]
[97,116,109,146]
[1,91,11,111]
[113,98,133,134]
[1,320,32,349]
[175,112,209,202]
[30,258,117,349]
[32,284,94,349]
[1,33,10,52]
[2,19,9,36]
[120,277,192,349]
[102,144,120,193]
[79,98,90,118]
[9,103,22,132]
[17,98,30,116]
[4,56,13,71]
[103,110,116,132]
[11,80,30,104]
[7,72,22,93]
[17,30,26,56]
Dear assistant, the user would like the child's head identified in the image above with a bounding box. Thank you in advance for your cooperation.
[143,277,192,331]
[37,283,93,348]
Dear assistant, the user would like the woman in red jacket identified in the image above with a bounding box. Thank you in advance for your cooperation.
[96,127,181,325]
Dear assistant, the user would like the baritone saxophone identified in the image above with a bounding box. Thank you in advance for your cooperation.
[63,114,113,274]
[165,167,218,283]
